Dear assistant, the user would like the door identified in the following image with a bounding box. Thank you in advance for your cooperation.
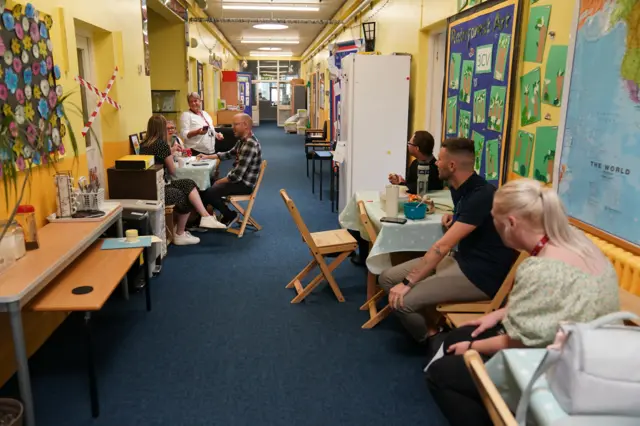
[426,31,446,154]
[76,35,104,187]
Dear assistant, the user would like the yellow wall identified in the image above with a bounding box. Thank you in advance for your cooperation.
[148,7,188,113]
[506,0,574,183]
[187,21,239,122]
[0,0,152,225]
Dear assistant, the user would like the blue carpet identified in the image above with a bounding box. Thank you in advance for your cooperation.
[1,122,447,426]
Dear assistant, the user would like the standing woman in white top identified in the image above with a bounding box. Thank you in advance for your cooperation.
[180,92,224,156]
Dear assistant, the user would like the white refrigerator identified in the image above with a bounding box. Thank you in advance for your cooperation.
[338,54,411,209]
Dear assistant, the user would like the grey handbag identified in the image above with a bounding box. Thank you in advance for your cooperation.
[515,312,640,425]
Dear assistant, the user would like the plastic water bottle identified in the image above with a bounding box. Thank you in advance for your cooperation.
[417,162,430,197]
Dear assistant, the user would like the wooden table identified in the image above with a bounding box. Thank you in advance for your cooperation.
[29,240,150,418]
[0,206,124,426]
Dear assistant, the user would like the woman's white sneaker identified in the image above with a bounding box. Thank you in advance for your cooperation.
[173,231,200,245]
[199,215,227,229]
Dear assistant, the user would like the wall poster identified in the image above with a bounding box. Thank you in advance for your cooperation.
[328,39,362,141]
[556,0,640,250]
[442,0,521,186]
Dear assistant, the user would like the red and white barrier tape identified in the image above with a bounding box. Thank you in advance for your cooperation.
[78,66,120,137]
[75,75,122,110]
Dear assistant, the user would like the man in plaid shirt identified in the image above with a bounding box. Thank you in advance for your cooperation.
[198,113,262,226]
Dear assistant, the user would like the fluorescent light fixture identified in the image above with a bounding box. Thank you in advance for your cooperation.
[250,51,293,57]
[258,47,283,51]
[241,39,299,44]
[253,24,289,30]
[223,5,319,12]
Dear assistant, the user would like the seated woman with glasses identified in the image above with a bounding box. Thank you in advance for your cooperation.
[167,120,185,151]
[388,130,444,194]
[140,115,226,245]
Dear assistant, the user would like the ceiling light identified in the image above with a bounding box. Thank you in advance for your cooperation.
[253,24,289,30]
[223,5,319,12]
[241,39,299,44]
[258,47,283,51]
[250,51,293,57]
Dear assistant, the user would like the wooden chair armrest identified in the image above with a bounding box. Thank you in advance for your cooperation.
[305,142,331,147]
[437,301,491,313]
[305,128,323,134]
[619,288,640,325]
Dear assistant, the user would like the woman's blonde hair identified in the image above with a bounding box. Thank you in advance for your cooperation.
[493,178,601,259]
[142,115,167,147]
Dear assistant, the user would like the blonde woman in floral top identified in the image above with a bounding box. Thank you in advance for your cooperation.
[425,178,619,426]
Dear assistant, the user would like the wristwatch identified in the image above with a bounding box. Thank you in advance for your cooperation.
[402,278,412,287]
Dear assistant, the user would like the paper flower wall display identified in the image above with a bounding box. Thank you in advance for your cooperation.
[0,2,65,175]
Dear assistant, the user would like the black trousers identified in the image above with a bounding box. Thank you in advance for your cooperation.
[201,180,252,218]
[425,325,503,426]
[347,230,369,258]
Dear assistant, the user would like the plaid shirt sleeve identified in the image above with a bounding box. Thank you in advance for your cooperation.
[226,138,260,185]
[217,142,238,161]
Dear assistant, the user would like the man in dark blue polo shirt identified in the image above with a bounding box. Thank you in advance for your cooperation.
[378,137,518,343]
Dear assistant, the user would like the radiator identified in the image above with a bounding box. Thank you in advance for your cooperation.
[586,233,640,296]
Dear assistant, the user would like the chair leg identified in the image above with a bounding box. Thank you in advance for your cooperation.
[307,157,309,178]
[362,305,393,329]
[286,260,317,289]
[366,271,377,301]
[315,251,351,302]
[290,250,352,303]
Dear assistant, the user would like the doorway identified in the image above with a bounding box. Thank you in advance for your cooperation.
[76,35,104,187]
[425,30,446,154]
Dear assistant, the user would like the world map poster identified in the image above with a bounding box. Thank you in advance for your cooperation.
[558,0,640,246]
[443,0,521,186]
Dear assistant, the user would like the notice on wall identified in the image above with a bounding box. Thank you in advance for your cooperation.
[443,0,521,186]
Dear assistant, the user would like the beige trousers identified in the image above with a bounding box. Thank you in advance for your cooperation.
[378,255,489,343]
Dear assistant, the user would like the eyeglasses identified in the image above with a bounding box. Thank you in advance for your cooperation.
[407,142,417,147]
[167,127,176,131]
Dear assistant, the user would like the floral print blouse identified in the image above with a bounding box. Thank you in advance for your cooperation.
[502,257,620,347]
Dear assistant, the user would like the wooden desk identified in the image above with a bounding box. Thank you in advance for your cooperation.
[29,239,150,418]
[0,206,124,426]
[30,242,142,312]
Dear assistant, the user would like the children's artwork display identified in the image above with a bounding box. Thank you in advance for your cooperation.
[0,2,65,175]
[523,5,551,63]
[328,39,362,141]
[520,67,542,125]
[532,126,557,184]
[443,0,521,186]
[512,130,534,177]
[542,45,568,107]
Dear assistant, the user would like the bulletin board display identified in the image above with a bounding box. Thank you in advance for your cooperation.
[442,0,521,186]
[329,39,362,141]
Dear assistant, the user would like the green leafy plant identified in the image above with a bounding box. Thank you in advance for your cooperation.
[0,91,87,243]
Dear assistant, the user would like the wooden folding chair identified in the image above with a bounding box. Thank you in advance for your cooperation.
[438,251,529,328]
[464,350,517,426]
[226,160,267,238]
[357,201,393,329]
[280,189,357,303]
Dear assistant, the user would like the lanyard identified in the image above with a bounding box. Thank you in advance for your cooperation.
[191,110,212,129]
[530,235,550,256]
